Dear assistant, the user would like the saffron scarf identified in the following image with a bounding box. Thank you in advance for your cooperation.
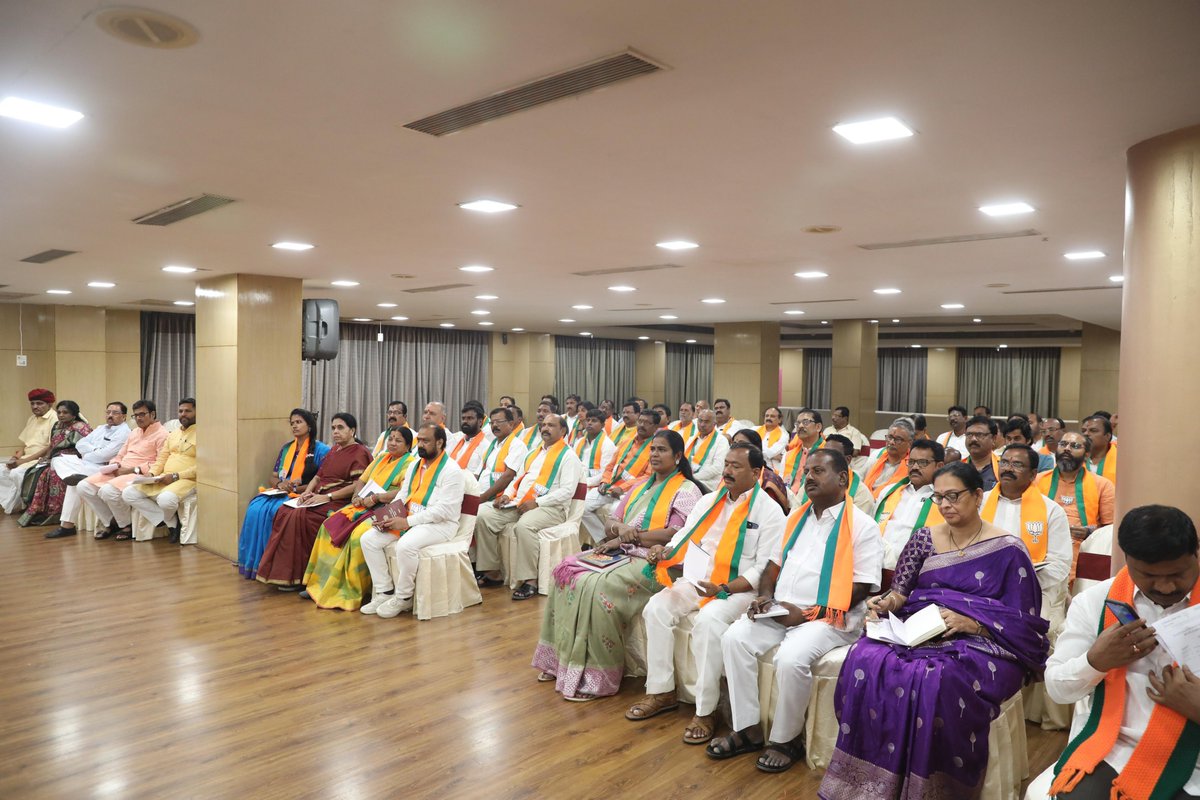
[359,450,413,492]
[652,484,760,607]
[623,470,687,530]
[864,451,910,498]
[686,430,719,468]
[980,484,1050,562]
[873,480,943,532]
[574,433,607,471]
[610,423,635,449]
[511,439,569,504]
[1051,568,1200,800]
[779,493,856,627]
[405,451,450,513]
[449,430,486,470]
[481,431,519,479]
[755,425,784,451]
[602,437,651,488]
[1038,468,1100,528]
[782,435,823,492]
[1089,443,1118,486]
[670,419,697,440]
[520,424,541,449]
[261,437,311,492]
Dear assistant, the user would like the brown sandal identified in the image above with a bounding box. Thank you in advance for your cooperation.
[114,528,133,541]
[625,692,678,721]
[682,714,715,745]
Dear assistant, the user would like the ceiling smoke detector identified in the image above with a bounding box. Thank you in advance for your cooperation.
[96,8,199,49]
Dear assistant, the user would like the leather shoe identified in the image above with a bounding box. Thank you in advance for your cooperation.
[45,527,77,539]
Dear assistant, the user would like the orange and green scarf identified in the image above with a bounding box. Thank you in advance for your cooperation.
[261,437,312,492]
[1089,443,1118,486]
[520,423,541,449]
[624,470,687,530]
[610,423,635,449]
[602,436,651,489]
[405,451,450,513]
[873,479,943,533]
[575,433,608,471]
[512,440,569,505]
[1038,468,1100,528]
[780,493,856,627]
[783,435,824,492]
[755,425,785,452]
[686,430,719,469]
[864,450,910,498]
[481,431,519,480]
[449,430,486,470]
[980,484,1050,563]
[1051,567,1200,800]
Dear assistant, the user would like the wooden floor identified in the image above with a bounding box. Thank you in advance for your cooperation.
[0,516,1068,800]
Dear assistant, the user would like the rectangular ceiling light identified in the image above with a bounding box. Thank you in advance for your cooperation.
[0,97,84,128]
[979,202,1035,216]
[832,116,913,144]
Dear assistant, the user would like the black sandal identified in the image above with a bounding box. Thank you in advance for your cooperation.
[511,583,538,600]
[705,730,764,760]
[756,741,803,773]
[477,575,505,588]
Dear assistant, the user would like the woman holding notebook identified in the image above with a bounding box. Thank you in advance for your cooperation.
[531,430,706,701]
[819,461,1049,800]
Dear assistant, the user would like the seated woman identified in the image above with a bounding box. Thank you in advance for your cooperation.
[237,409,329,579]
[532,429,705,701]
[256,413,371,589]
[817,462,1049,800]
[731,428,790,513]
[303,427,415,610]
[20,400,92,528]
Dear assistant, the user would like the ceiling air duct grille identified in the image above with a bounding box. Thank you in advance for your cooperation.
[858,229,1041,250]
[21,249,78,263]
[0,291,37,300]
[132,194,235,226]
[404,49,664,136]
[768,298,856,305]
[130,298,183,307]
[402,283,472,294]
[1001,286,1120,295]
[96,8,199,49]
[571,263,682,277]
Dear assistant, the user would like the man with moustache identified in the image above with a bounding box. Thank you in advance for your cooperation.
[625,443,785,747]
[371,401,412,457]
[711,449,881,773]
[574,408,615,500]
[446,401,488,474]
[862,418,914,499]
[686,408,729,489]
[874,438,946,570]
[1038,431,1115,579]
[670,401,698,441]
[609,400,640,449]
[1040,416,1066,459]
[1082,414,1119,487]
[713,398,746,439]
[580,409,658,543]
[1003,417,1054,472]
[562,394,583,443]
[964,415,1001,490]
[360,423,465,618]
[781,408,824,496]
[476,406,527,505]
[936,405,970,456]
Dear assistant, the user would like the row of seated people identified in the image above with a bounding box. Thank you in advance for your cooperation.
[0,388,198,542]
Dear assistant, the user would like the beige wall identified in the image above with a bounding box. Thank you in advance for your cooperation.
[1079,323,1120,418]
[488,332,556,411]
[713,322,780,423]
[1057,347,1081,423]
[0,304,56,450]
[779,349,804,407]
[634,341,666,403]
[831,320,878,430]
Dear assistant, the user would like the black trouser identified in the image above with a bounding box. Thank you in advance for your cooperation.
[1058,762,1199,799]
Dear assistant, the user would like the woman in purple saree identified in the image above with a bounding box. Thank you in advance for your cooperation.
[819,461,1049,800]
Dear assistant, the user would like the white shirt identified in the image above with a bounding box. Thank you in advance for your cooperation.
[575,434,616,488]
[717,418,747,440]
[400,456,465,530]
[879,483,934,570]
[507,443,584,509]
[446,430,487,476]
[667,486,785,591]
[937,430,968,455]
[756,426,788,471]
[981,488,1072,589]
[687,430,730,487]
[478,433,528,490]
[775,501,883,629]
[1046,580,1200,794]
[75,422,132,464]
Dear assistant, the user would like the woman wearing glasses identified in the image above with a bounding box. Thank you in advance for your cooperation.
[818,461,1049,800]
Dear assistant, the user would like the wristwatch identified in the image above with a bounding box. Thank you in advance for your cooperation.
[134,466,141,475]
[718,583,730,596]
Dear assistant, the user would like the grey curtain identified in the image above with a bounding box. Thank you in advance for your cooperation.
[665,343,713,410]
[303,323,489,444]
[803,348,832,409]
[877,348,927,413]
[554,336,635,406]
[140,311,195,408]
[956,347,1061,417]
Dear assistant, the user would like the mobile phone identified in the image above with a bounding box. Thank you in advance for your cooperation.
[1104,599,1139,625]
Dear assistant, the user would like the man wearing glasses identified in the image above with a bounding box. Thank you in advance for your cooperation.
[1039,416,1066,459]
[76,399,170,540]
[875,438,946,569]
[781,408,824,495]
[863,419,914,499]
[964,415,1001,490]
[1037,431,1115,571]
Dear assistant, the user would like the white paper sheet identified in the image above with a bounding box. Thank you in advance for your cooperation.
[1151,604,1200,672]
[98,463,120,474]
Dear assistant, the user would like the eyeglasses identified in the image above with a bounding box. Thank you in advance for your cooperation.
[795,418,816,426]
[932,490,971,505]
[964,431,992,439]
[908,458,937,468]
[884,434,911,443]
[132,412,150,419]
[997,459,1030,470]
[1059,442,1086,451]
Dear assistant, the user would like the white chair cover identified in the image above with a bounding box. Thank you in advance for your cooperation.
[624,611,702,704]
[131,509,165,541]
[1072,524,1114,598]
[178,493,198,545]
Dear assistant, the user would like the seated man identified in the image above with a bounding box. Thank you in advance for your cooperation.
[670,401,697,441]
[936,405,969,456]
[421,401,450,434]
[686,409,729,489]
[625,443,786,747]
[1003,416,1054,471]
[359,424,465,618]
[754,406,788,472]
[964,414,1001,490]
[822,405,871,473]
[822,434,876,516]
[476,406,527,505]
[608,400,639,449]
[77,400,169,540]
[574,408,615,501]
[1040,415,1066,459]
[1037,430,1115,581]
[562,394,583,444]
[713,397,746,439]
[1047,505,1200,800]
[862,418,913,499]
[1082,413,1118,486]
[781,408,824,496]
[371,400,413,456]
[712,449,882,773]
[0,388,56,514]
[520,400,555,450]
[874,438,945,569]
[46,401,131,539]
[580,408,657,542]
[119,398,197,543]
[446,401,488,474]
[474,414,584,600]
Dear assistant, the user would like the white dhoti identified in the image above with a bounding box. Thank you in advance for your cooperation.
[0,463,35,514]
[122,484,192,528]
[51,455,106,480]
[361,520,457,600]
[722,614,860,743]
[642,581,753,716]
[579,489,615,543]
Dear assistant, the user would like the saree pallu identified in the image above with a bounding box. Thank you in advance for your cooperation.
[19,421,91,526]
[237,439,331,579]
[819,534,1048,800]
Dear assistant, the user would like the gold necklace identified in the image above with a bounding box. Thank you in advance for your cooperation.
[948,520,985,557]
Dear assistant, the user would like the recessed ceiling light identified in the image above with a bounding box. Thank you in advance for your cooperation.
[910,344,921,349]
[352,318,371,322]
[608,285,636,292]
[479,321,494,326]
[331,280,359,287]
[0,97,84,128]
[701,298,725,304]
[162,265,196,273]
[460,265,494,273]
[892,319,901,323]
[832,116,914,144]
[973,318,983,323]
[559,318,575,323]
[512,327,524,332]
[998,344,1009,349]
[940,303,965,309]
[1064,250,1106,260]
[794,270,828,279]
[1109,275,1125,283]
[439,322,455,328]
[638,336,650,340]
[869,319,879,323]
[874,288,902,295]
[979,202,1035,217]
[659,314,677,320]
[656,240,699,251]
[571,304,593,310]
[377,302,397,308]
[87,281,115,288]
[471,309,490,316]
[475,294,498,301]
[272,241,314,251]
[390,316,409,321]
[46,289,71,295]
[579,331,592,336]
[685,339,697,344]
[784,310,805,316]
[173,300,194,306]
[458,200,518,213]
[820,320,829,325]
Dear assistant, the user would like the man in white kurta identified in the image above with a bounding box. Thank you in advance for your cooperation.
[717,450,882,769]
[474,415,584,599]
[574,409,615,492]
[626,443,785,745]
[876,439,944,569]
[370,401,413,457]
[51,402,131,532]
[686,409,729,489]
[475,407,527,505]
[0,389,56,514]
[446,403,488,476]
[360,424,465,618]
[821,405,871,473]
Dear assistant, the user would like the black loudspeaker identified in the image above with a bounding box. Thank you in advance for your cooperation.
[302,299,340,361]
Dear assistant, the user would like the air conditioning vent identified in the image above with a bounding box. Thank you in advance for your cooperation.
[1001,286,1120,295]
[21,249,77,263]
[404,49,664,137]
[768,298,856,305]
[130,298,183,307]
[402,283,472,294]
[571,263,682,277]
[96,8,199,49]
[858,229,1041,250]
[0,291,37,300]
[132,194,235,226]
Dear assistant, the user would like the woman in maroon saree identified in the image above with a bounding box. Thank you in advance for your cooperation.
[19,400,92,527]
[256,412,370,589]
[819,461,1049,800]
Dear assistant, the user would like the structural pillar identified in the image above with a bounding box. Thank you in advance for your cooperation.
[634,340,666,406]
[195,274,303,560]
[1078,323,1120,418]
[831,320,878,433]
[488,332,555,411]
[713,322,779,424]
[1118,123,1200,544]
